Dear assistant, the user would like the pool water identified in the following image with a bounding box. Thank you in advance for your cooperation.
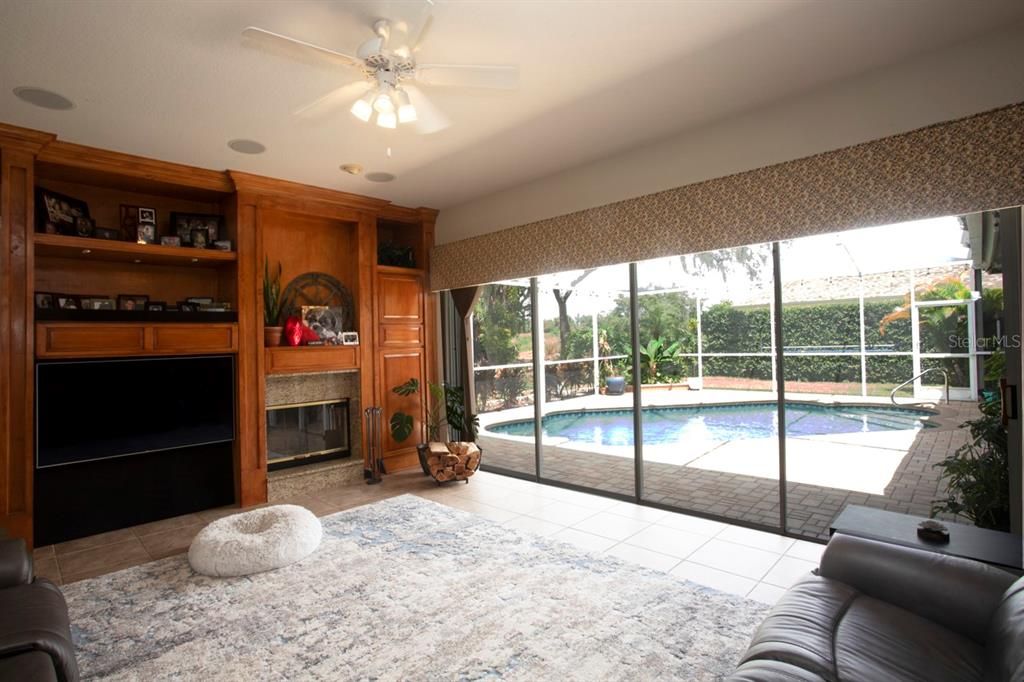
[486,402,933,447]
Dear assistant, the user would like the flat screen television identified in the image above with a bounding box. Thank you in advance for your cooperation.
[36,355,235,468]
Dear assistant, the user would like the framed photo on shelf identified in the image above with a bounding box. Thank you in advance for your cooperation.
[80,296,115,310]
[117,294,149,311]
[146,301,167,312]
[171,212,222,244]
[34,292,55,310]
[341,331,359,345]
[190,228,208,249]
[160,236,181,247]
[56,294,80,310]
[93,227,121,241]
[36,188,90,236]
[120,204,157,244]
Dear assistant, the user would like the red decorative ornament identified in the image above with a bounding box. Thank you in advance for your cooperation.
[283,315,318,346]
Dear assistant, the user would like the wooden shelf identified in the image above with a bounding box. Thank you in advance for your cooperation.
[34,233,237,267]
[265,345,359,376]
[376,264,425,277]
[36,322,238,359]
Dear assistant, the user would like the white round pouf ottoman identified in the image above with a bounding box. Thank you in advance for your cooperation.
[188,504,322,577]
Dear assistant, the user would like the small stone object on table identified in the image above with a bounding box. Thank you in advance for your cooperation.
[425,441,481,484]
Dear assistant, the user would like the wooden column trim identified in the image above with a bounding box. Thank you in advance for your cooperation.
[235,190,265,506]
[0,147,36,544]
[357,213,378,472]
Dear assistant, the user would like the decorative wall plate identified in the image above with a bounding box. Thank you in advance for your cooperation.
[280,272,355,332]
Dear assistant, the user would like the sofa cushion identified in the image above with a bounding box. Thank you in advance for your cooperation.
[0,539,32,588]
[984,577,1024,682]
[0,579,78,682]
[734,574,985,681]
[835,594,984,681]
[729,659,827,681]
[0,650,59,682]
[738,575,857,678]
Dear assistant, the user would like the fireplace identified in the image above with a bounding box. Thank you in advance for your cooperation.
[267,399,351,471]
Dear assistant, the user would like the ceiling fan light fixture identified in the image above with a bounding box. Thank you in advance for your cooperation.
[373,90,395,114]
[376,110,397,129]
[395,89,417,123]
[350,93,374,122]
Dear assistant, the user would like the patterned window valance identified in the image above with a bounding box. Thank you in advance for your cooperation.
[430,102,1024,292]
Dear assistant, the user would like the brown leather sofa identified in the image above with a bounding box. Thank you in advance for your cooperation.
[728,532,1024,681]
[0,538,79,682]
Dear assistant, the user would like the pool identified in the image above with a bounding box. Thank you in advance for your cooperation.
[485,402,934,446]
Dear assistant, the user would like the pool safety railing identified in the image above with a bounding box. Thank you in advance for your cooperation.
[890,368,949,406]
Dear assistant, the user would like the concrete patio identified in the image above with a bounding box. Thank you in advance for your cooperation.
[476,388,976,540]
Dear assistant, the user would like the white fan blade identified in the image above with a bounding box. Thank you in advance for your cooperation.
[294,82,373,120]
[404,84,450,135]
[242,27,361,70]
[415,64,519,90]
[393,5,434,58]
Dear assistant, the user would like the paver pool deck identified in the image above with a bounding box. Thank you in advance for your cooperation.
[476,388,976,540]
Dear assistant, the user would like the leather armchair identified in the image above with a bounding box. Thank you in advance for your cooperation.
[729,533,1024,681]
[0,538,79,682]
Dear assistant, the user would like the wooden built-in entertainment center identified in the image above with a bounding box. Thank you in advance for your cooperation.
[0,122,437,547]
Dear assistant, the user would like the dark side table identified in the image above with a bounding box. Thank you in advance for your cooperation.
[830,505,1022,573]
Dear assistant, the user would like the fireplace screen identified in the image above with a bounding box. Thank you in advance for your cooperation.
[266,399,350,470]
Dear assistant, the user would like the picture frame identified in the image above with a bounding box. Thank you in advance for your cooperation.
[136,222,156,245]
[75,216,95,238]
[36,188,90,236]
[186,297,213,305]
[212,240,232,251]
[34,292,55,310]
[160,236,182,247]
[93,227,121,241]
[301,305,345,344]
[177,302,197,312]
[146,301,166,312]
[80,296,115,310]
[171,212,222,244]
[190,228,208,249]
[117,294,149,311]
[56,294,81,311]
[138,207,156,224]
[341,331,359,345]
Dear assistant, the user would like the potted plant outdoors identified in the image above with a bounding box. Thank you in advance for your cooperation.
[604,359,627,396]
[263,258,283,347]
[390,378,479,475]
[931,356,1011,531]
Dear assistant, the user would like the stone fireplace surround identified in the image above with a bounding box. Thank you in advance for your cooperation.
[265,370,364,501]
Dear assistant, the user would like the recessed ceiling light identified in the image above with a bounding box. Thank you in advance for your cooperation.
[13,87,74,110]
[366,172,396,183]
[340,163,363,175]
[227,139,266,154]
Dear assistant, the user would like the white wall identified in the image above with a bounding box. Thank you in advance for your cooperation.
[436,21,1024,245]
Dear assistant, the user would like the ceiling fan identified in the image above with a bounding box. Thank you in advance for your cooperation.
[242,8,519,134]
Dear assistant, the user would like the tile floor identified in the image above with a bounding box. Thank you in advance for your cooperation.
[33,469,826,604]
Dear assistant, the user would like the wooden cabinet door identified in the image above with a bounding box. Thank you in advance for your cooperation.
[378,348,426,466]
[377,272,423,324]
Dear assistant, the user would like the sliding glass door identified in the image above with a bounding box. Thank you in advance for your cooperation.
[471,281,537,477]
[466,209,1021,540]
[536,265,633,496]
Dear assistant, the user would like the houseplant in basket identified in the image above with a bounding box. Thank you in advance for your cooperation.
[263,258,284,346]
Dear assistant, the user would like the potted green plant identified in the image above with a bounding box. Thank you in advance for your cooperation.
[390,378,478,475]
[263,258,283,347]
[931,361,1010,531]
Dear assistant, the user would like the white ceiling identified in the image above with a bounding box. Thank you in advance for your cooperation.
[1,1,1023,210]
